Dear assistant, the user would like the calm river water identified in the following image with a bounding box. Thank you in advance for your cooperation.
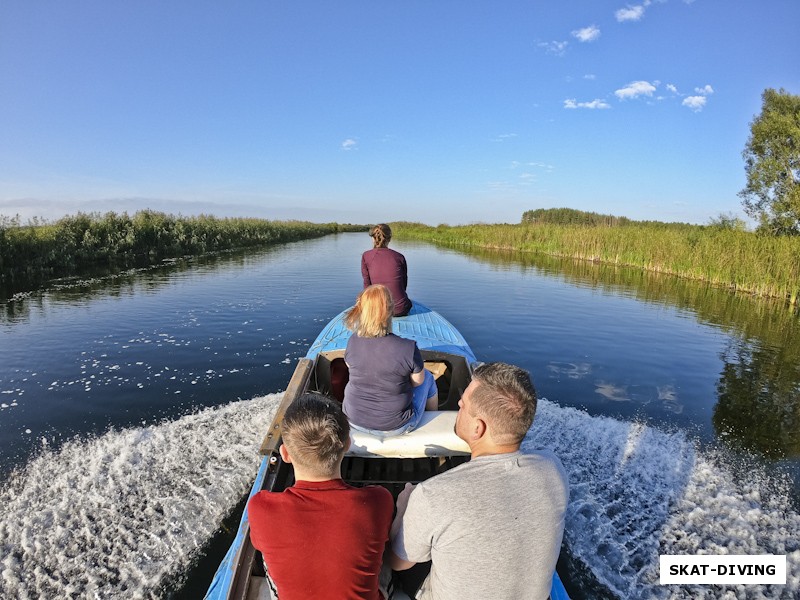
[1,233,798,599]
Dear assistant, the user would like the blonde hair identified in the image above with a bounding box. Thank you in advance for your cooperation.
[369,224,392,248]
[345,284,393,337]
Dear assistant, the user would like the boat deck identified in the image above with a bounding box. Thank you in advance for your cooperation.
[307,301,477,362]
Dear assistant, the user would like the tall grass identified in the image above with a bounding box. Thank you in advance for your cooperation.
[393,222,800,306]
[0,211,367,291]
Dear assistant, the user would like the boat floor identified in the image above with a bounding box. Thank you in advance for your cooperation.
[344,454,469,493]
[247,573,414,599]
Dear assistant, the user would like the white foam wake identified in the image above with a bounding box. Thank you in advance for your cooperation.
[0,394,281,599]
[3,395,798,599]
[528,399,800,599]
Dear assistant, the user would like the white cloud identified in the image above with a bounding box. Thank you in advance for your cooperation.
[341,139,357,151]
[694,84,714,95]
[666,83,679,94]
[616,5,646,22]
[682,96,707,111]
[492,133,518,142]
[584,74,597,80]
[538,40,569,56]
[564,98,611,109]
[614,80,657,100]
[528,162,555,171]
[572,25,601,42]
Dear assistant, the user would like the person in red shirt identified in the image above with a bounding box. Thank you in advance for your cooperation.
[361,224,413,317]
[248,392,394,600]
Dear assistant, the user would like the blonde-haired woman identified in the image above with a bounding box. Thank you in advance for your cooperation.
[361,224,412,317]
[343,285,437,435]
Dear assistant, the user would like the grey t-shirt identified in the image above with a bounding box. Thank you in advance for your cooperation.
[392,449,569,600]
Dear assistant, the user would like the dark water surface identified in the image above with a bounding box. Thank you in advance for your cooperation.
[1,233,798,599]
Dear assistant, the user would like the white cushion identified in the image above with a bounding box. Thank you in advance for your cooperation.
[347,411,470,458]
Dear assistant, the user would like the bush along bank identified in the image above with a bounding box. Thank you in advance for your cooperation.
[392,222,800,307]
[0,211,367,293]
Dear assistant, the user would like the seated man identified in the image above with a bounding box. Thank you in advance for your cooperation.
[387,362,570,600]
[248,392,394,600]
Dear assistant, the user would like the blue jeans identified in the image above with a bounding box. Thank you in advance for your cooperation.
[350,370,438,436]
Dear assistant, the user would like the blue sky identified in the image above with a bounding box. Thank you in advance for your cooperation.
[1,1,798,226]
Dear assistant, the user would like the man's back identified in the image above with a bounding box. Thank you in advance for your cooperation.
[393,450,569,600]
[249,480,393,600]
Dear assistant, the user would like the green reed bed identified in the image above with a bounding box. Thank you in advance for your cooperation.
[393,222,800,306]
[0,211,366,291]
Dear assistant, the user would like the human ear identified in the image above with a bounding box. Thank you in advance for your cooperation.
[474,418,487,440]
[279,443,292,463]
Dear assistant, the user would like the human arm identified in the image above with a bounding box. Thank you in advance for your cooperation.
[361,254,371,287]
[400,255,408,291]
[386,483,418,571]
[409,344,425,387]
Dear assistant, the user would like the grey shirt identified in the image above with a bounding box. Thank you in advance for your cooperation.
[392,449,569,600]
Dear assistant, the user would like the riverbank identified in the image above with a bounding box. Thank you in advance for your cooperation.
[392,222,800,306]
[0,211,367,293]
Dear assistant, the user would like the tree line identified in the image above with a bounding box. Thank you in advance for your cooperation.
[521,208,633,227]
[0,211,366,292]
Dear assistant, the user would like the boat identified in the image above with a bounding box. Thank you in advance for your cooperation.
[205,301,569,600]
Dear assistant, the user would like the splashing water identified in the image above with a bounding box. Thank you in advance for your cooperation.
[528,399,800,599]
[0,394,281,599]
[2,394,798,599]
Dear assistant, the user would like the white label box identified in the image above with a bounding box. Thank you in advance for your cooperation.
[660,555,786,585]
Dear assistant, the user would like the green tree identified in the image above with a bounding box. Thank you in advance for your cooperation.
[739,88,800,235]
[707,212,748,231]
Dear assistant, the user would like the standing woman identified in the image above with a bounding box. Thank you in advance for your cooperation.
[343,285,437,435]
[361,224,413,317]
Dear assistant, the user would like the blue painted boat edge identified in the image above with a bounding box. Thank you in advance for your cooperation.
[551,571,570,600]
[307,301,477,363]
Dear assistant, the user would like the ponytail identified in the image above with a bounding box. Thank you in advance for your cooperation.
[369,224,392,248]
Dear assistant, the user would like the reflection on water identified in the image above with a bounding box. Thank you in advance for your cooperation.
[443,244,800,460]
[1,248,283,325]
[594,382,630,403]
[715,338,800,459]
[657,386,682,415]
[548,362,592,380]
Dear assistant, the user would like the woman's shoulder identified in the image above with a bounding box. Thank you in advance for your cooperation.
[347,334,415,359]
[365,246,404,257]
[385,333,418,349]
[353,332,415,347]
